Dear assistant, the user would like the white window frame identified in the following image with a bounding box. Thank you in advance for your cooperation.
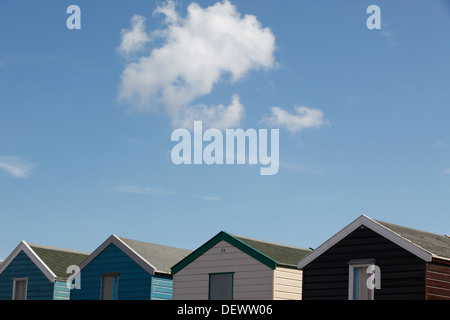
[12,278,28,300]
[348,259,376,300]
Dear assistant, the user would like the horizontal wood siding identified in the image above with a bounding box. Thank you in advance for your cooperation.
[302,227,426,300]
[151,275,173,300]
[53,280,70,300]
[0,251,54,300]
[70,243,153,300]
[273,267,302,300]
[173,241,274,300]
[426,261,450,300]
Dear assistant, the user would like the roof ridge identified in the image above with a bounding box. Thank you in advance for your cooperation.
[28,243,90,255]
[117,236,192,251]
[375,219,449,239]
[232,234,312,252]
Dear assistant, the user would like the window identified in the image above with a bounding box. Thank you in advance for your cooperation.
[209,273,233,300]
[12,278,28,300]
[348,259,376,300]
[101,273,119,300]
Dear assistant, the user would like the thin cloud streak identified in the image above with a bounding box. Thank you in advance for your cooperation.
[0,156,36,178]
[280,161,325,177]
[194,195,222,201]
[107,185,175,196]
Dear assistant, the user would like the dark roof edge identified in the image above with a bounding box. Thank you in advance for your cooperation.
[171,231,277,275]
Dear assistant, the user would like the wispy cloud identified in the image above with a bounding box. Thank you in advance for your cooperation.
[195,195,222,201]
[443,169,450,175]
[107,185,175,196]
[280,161,325,176]
[117,0,277,129]
[261,105,328,134]
[0,156,36,178]
[432,139,450,149]
[0,54,58,66]
[380,22,397,46]
[347,96,365,107]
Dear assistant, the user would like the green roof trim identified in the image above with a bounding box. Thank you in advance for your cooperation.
[171,231,311,275]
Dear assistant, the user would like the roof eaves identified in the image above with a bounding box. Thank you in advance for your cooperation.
[225,233,278,270]
[233,234,311,268]
[298,215,435,269]
[171,231,277,275]
[375,220,450,261]
[78,235,157,275]
[0,241,57,283]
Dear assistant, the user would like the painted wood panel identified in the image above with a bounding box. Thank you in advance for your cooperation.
[302,227,426,300]
[273,267,302,300]
[151,275,174,300]
[53,280,70,300]
[0,251,54,300]
[70,243,153,300]
[173,240,274,300]
[426,262,450,300]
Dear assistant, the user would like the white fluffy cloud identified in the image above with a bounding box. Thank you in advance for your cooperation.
[117,15,151,58]
[175,94,245,130]
[261,106,328,134]
[117,0,276,129]
[0,156,36,178]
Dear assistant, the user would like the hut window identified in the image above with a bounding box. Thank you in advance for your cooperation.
[12,278,28,300]
[209,272,234,300]
[101,273,119,300]
[348,259,376,300]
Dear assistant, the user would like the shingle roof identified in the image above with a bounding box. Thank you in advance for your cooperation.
[29,244,90,280]
[118,237,193,274]
[233,235,312,268]
[171,231,312,274]
[298,215,450,269]
[376,220,450,260]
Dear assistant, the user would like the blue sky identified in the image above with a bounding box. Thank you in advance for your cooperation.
[0,0,449,260]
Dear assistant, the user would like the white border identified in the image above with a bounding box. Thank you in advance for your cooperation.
[78,235,157,275]
[0,241,57,282]
[348,263,375,300]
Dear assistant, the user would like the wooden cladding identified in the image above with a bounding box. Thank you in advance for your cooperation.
[302,227,427,300]
[426,261,450,300]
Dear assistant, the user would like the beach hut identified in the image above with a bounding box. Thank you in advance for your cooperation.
[0,241,89,300]
[297,215,450,300]
[70,235,192,300]
[171,231,311,300]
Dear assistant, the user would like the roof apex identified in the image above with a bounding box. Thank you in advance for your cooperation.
[298,215,450,269]
[171,231,311,275]
[79,234,192,275]
[0,240,89,282]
